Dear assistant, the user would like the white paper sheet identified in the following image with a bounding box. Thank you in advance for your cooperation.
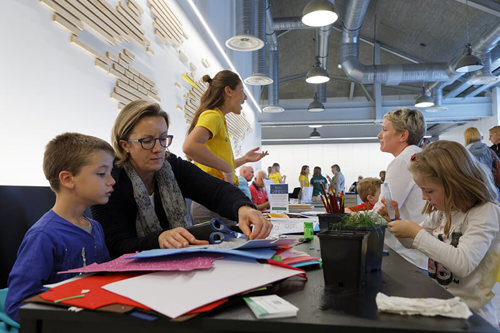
[102,257,302,318]
[269,217,319,237]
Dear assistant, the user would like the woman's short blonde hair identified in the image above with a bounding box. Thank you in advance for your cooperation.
[408,140,497,235]
[383,108,426,146]
[463,127,481,146]
[112,100,169,166]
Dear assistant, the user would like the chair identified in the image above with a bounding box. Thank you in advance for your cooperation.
[289,187,301,199]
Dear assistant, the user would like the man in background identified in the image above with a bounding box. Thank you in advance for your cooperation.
[237,166,254,200]
[249,170,270,211]
[327,164,344,194]
[489,125,500,158]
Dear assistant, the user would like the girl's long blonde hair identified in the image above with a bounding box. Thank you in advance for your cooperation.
[408,140,497,235]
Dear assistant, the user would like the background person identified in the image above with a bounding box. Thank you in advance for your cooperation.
[91,100,271,257]
[268,162,286,184]
[237,166,253,200]
[346,177,381,213]
[249,170,270,211]
[182,70,268,223]
[379,170,386,182]
[372,107,428,269]
[310,166,328,201]
[489,125,500,158]
[327,164,344,194]
[464,127,494,172]
[349,175,363,193]
[388,141,499,326]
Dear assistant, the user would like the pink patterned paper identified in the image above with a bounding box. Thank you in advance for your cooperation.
[59,253,224,274]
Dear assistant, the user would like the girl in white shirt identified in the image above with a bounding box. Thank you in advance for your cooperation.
[388,140,499,326]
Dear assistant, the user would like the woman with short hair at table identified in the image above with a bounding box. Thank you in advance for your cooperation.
[91,100,271,257]
[182,70,268,224]
[372,107,428,269]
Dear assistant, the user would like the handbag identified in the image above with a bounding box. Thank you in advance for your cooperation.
[489,149,500,188]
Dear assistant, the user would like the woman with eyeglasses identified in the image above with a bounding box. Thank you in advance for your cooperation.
[183,70,268,224]
[91,100,272,258]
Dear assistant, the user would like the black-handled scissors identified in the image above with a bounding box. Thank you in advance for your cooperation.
[208,218,247,244]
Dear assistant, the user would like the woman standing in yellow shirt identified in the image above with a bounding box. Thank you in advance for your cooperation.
[183,70,268,223]
[299,165,310,188]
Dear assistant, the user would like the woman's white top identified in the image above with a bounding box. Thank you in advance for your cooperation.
[373,145,429,269]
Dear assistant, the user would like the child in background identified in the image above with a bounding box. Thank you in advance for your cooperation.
[346,177,382,213]
[386,140,499,326]
[269,163,286,184]
[6,133,115,322]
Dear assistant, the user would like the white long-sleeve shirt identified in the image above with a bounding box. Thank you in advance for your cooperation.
[413,202,500,325]
[373,145,428,269]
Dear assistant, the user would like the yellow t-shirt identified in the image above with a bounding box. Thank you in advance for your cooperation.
[193,108,239,185]
[269,172,282,184]
[299,174,309,187]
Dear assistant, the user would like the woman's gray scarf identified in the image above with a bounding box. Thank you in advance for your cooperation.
[124,160,189,237]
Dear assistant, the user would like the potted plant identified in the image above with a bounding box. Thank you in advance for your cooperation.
[318,211,387,292]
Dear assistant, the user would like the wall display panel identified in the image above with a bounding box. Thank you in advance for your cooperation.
[0,0,259,185]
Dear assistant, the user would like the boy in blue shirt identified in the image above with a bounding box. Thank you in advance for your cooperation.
[6,133,115,322]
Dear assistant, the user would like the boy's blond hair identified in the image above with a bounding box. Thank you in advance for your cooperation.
[356,177,382,202]
[43,132,114,192]
[408,140,497,235]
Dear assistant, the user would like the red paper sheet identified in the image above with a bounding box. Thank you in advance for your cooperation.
[40,273,150,310]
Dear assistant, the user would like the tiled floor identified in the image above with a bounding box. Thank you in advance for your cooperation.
[493,283,500,329]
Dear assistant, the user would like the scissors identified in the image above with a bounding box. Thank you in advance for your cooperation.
[208,218,247,244]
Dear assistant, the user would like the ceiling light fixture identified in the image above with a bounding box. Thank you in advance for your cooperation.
[307,93,325,112]
[306,58,330,84]
[414,87,435,108]
[308,125,323,128]
[310,128,321,139]
[302,0,338,27]
[225,34,264,52]
[455,0,483,73]
[244,73,273,85]
[263,105,285,113]
[455,44,483,73]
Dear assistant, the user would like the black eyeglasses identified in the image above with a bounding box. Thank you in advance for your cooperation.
[127,135,173,150]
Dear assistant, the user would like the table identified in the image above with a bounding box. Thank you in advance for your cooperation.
[19,237,496,333]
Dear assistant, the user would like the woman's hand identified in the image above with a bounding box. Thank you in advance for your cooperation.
[237,206,273,240]
[377,197,401,222]
[158,227,209,248]
[242,147,269,163]
[388,220,422,239]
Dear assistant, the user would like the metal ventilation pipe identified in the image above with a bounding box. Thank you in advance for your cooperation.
[316,25,332,103]
[246,0,273,85]
[263,0,283,112]
[341,0,454,85]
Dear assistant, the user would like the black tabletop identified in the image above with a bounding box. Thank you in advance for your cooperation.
[19,236,497,333]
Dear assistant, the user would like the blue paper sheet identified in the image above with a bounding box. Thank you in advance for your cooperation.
[129,247,277,260]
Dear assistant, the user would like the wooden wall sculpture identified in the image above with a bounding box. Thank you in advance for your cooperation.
[39,0,252,147]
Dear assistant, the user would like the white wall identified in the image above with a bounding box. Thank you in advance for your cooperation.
[261,143,394,191]
[0,0,261,186]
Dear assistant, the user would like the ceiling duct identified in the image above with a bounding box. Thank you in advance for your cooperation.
[245,0,273,85]
[426,87,448,113]
[225,0,264,51]
[340,0,454,85]
[263,0,284,113]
